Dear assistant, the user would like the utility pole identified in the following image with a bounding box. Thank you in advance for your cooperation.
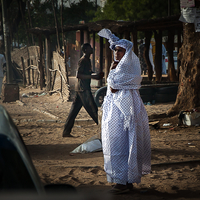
[1,0,12,83]
[1,0,19,102]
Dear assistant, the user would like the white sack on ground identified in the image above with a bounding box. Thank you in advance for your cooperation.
[70,135,102,153]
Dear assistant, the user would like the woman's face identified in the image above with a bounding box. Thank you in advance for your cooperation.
[114,46,126,61]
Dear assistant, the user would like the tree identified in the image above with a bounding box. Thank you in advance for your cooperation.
[94,0,180,21]
[17,0,98,45]
[94,0,200,114]
[52,0,61,51]
[93,0,180,82]
[27,0,35,45]
[0,0,26,49]
[1,0,98,48]
[167,22,200,115]
[65,0,97,24]
[62,0,98,43]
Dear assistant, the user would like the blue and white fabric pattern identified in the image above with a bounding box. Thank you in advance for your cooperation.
[98,29,151,185]
[98,28,142,129]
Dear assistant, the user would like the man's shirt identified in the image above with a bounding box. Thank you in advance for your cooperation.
[75,56,92,92]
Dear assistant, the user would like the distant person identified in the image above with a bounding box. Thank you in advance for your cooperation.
[0,53,6,98]
[138,39,147,75]
[162,44,167,74]
[62,43,104,137]
[67,55,71,68]
[67,55,71,74]
[139,40,155,74]
[149,43,155,73]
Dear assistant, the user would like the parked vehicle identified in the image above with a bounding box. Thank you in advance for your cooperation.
[0,105,76,195]
[165,50,178,70]
[94,85,178,107]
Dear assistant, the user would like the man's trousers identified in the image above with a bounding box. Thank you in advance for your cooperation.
[63,90,98,135]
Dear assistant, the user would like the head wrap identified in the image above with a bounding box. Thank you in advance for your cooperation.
[98,29,142,129]
[98,28,142,90]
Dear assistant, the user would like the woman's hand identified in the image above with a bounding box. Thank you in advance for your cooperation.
[110,61,119,93]
[110,61,119,70]
[110,87,118,93]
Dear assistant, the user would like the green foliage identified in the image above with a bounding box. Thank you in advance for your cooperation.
[64,0,97,25]
[93,0,127,21]
[8,0,181,46]
[31,0,54,28]
[62,0,98,43]
[93,0,180,21]
[10,0,98,46]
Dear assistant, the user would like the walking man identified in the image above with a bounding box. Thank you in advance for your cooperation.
[62,43,104,137]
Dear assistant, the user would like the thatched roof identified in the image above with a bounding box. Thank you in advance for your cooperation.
[28,15,182,36]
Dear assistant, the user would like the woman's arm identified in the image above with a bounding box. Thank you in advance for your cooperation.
[110,61,119,93]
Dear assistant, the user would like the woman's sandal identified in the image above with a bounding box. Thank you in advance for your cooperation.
[126,183,133,191]
[109,184,129,195]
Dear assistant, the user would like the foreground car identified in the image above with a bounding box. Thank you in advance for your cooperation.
[0,105,76,196]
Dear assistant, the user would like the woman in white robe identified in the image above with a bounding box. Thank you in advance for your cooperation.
[98,29,151,194]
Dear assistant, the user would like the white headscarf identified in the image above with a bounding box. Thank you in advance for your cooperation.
[98,29,142,129]
[98,28,142,90]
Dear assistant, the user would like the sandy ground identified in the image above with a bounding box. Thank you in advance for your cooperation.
[1,86,200,200]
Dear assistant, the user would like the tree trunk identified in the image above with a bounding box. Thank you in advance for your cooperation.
[19,0,30,46]
[1,0,12,83]
[61,0,64,50]
[27,0,35,45]
[7,14,13,52]
[10,0,26,37]
[21,57,26,86]
[52,0,60,52]
[167,23,200,116]
[38,35,45,90]
[0,10,4,53]
[45,36,51,91]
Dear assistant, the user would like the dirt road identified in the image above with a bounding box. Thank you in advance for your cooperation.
[1,86,200,200]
